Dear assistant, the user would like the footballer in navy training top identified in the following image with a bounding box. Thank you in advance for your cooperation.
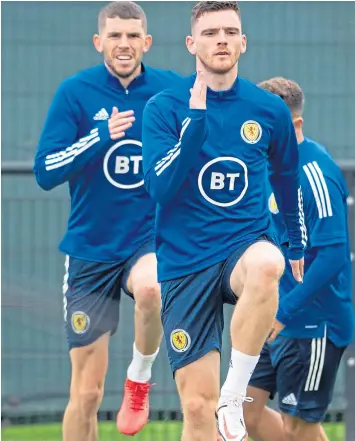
[246,77,354,441]
[142,2,305,441]
[33,1,183,439]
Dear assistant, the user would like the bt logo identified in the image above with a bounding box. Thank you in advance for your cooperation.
[103,140,143,189]
[198,157,248,207]
[210,171,241,191]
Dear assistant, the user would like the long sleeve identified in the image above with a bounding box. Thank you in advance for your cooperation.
[33,81,112,191]
[142,99,207,205]
[277,243,348,325]
[268,101,306,260]
[277,159,349,325]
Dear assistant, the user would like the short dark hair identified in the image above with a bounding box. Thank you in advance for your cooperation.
[191,1,241,28]
[258,77,304,116]
[98,1,147,33]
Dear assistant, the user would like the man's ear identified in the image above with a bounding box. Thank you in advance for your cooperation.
[143,34,153,54]
[292,116,304,131]
[93,34,103,53]
[186,35,197,56]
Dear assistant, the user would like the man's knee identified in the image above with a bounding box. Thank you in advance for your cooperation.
[183,395,217,425]
[244,243,285,284]
[72,387,103,415]
[134,283,161,311]
[69,336,109,417]
[244,404,262,434]
[70,368,104,417]
[176,352,220,426]
[283,414,320,441]
[283,420,300,441]
[244,386,269,435]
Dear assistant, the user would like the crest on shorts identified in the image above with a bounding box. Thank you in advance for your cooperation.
[241,120,262,144]
[268,192,279,214]
[71,311,90,334]
[170,329,191,353]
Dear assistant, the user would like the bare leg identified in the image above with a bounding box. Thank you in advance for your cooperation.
[176,351,220,441]
[283,414,326,441]
[62,333,109,441]
[218,242,285,439]
[244,386,286,441]
[116,253,161,436]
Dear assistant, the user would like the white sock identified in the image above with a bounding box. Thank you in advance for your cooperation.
[220,348,260,403]
[127,343,159,383]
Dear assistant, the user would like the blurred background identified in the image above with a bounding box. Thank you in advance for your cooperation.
[1,1,355,440]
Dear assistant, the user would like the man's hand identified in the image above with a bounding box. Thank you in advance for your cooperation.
[267,319,285,343]
[289,257,304,283]
[189,70,207,110]
[108,107,135,140]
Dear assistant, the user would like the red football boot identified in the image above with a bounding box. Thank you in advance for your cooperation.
[116,378,151,436]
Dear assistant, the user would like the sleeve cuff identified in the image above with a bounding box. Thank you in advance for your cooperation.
[276,307,293,327]
[96,120,111,144]
[287,247,304,261]
[189,109,207,118]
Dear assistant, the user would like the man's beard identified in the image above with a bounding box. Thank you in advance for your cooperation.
[106,57,141,79]
[197,54,237,75]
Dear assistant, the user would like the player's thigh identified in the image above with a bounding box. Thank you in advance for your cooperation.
[123,240,159,301]
[244,343,276,429]
[161,263,224,375]
[127,253,157,290]
[274,334,345,424]
[64,256,122,349]
[228,237,285,297]
[175,350,220,416]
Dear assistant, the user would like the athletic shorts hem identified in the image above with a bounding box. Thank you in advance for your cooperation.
[59,248,126,265]
[67,329,112,350]
[248,379,275,398]
[59,237,155,265]
[280,407,326,423]
[171,344,221,376]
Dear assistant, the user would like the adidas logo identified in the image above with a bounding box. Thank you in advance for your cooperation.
[93,108,109,121]
[282,393,298,406]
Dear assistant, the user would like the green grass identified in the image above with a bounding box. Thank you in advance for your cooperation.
[2,422,180,441]
[1,422,345,441]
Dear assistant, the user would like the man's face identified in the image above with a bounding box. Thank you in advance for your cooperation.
[187,10,246,74]
[94,17,152,78]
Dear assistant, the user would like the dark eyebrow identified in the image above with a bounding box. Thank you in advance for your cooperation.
[107,32,121,38]
[107,31,142,38]
[224,27,240,33]
[201,27,240,35]
[201,28,219,35]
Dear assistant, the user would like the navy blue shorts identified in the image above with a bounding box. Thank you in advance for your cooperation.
[161,235,275,375]
[63,240,155,349]
[249,333,346,423]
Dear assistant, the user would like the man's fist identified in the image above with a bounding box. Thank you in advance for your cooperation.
[189,70,207,110]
